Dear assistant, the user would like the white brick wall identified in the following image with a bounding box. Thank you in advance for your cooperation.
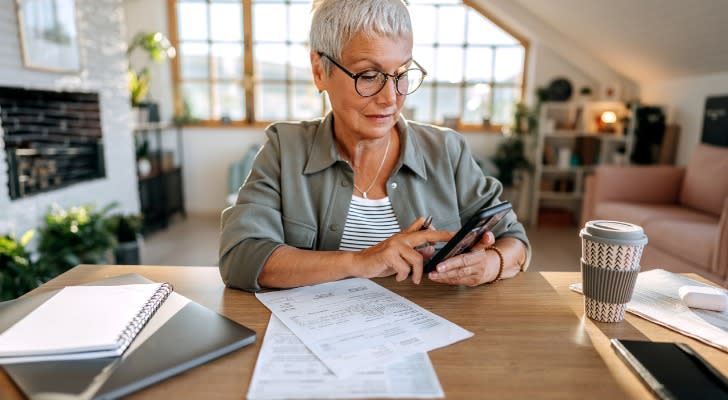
[0,0,139,237]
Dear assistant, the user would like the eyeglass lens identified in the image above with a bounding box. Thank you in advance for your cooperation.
[356,69,425,97]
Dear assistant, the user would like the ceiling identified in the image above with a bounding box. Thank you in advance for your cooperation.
[512,0,728,83]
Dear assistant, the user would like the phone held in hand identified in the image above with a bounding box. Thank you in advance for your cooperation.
[611,339,728,400]
[423,201,512,274]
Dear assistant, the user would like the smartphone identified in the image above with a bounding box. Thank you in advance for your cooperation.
[611,339,728,400]
[423,201,512,274]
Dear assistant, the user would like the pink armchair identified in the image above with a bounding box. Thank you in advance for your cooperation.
[582,143,728,286]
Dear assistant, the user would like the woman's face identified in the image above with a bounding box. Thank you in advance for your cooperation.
[314,33,414,141]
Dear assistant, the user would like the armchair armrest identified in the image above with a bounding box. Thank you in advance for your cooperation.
[581,165,685,227]
[713,198,728,286]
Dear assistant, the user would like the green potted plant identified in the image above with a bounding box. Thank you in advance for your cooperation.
[127,31,176,122]
[0,230,48,301]
[37,204,117,277]
[106,213,144,265]
[492,136,531,187]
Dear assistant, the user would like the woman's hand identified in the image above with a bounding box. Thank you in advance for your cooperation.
[350,217,453,285]
[428,231,498,286]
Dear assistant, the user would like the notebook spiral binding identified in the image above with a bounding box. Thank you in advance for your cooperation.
[115,282,174,354]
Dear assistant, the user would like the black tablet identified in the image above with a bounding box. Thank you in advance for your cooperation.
[423,201,512,273]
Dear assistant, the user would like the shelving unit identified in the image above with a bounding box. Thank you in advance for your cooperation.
[134,122,186,231]
[529,101,634,226]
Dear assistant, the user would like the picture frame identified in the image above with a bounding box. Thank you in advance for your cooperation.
[16,0,81,72]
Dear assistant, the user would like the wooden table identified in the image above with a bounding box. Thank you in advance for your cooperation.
[1,266,726,399]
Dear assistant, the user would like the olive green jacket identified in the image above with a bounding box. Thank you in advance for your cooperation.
[220,113,530,292]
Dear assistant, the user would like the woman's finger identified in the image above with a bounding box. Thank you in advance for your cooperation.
[404,216,427,233]
[471,231,495,251]
[399,247,424,284]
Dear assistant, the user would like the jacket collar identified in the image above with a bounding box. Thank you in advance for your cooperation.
[303,112,427,180]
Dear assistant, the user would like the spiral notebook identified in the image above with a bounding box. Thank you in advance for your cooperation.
[0,283,172,364]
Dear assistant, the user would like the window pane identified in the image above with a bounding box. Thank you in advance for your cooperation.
[214,83,244,120]
[181,82,210,120]
[467,9,518,45]
[180,42,209,79]
[210,3,242,41]
[253,3,286,42]
[289,44,312,82]
[465,46,493,82]
[434,46,463,83]
[494,46,524,83]
[256,82,287,121]
[212,43,242,79]
[492,86,521,126]
[410,5,436,45]
[434,84,461,123]
[413,45,435,78]
[404,84,433,122]
[255,44,287,80]
[178,3,208,41]
[437,6,465,45]
[291,84,322,120]
[289,3,310,42]
[463,84,491,124]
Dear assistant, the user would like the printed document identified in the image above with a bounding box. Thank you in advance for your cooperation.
[571,269,728,352]
[255,278,473,377]
[247,315,444,399]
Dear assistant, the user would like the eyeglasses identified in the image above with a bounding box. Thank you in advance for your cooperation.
[318,52,427,97]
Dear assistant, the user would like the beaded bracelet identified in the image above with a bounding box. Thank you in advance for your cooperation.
[485,246,504,283]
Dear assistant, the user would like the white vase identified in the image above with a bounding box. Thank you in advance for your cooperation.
[137,158,152,176]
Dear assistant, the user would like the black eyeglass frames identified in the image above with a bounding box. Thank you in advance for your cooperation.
[318,52,427,97]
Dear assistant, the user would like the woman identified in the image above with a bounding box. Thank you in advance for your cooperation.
[219,0,529,292]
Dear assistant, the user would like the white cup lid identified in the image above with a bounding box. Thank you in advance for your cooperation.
[580,220,648,246]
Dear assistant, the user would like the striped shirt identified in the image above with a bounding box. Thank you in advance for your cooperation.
[339,195,401,251]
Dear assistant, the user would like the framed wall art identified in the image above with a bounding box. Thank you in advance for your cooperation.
[16,0,81,72]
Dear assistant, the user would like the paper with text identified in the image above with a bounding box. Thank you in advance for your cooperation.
[255,278,473,377]
[247,315,444,399]
[571,269,728,352]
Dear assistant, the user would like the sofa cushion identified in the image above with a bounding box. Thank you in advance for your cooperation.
[593,201,718,227]
[643,219,718,272]
[679,143,728,216]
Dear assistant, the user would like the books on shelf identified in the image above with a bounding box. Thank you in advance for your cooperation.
[0,283,173,364]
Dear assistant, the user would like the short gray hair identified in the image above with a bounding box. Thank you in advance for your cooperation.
[310,0,412,75]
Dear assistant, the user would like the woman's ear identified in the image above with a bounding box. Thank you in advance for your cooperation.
[310,51,325,93]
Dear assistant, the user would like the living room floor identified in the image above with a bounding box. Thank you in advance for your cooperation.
[142,214,582,272]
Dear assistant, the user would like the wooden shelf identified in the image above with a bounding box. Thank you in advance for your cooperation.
[529,101,636,227]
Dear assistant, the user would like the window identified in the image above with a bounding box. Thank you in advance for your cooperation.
[169,0,527,129]
[407,0,527,128]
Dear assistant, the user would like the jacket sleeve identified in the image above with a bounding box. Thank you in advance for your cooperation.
[449,133,532,270]
[219,129,286,292]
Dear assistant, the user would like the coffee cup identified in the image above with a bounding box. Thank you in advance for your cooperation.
[579,220,648,322]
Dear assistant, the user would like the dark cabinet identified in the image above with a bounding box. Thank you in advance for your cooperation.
[134,123,185,231]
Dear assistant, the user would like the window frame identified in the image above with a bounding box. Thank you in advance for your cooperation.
[167,0,529,132]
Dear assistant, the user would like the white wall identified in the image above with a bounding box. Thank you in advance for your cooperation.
[641,72,728,166]
[0,0,138,237]
[473,0,638,104]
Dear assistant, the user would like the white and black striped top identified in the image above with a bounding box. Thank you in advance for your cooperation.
[339,195,401,251]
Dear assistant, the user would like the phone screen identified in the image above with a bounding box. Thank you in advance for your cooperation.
[611,339,728,400]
